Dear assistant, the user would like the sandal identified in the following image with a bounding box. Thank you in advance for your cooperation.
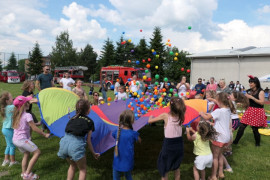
[23,172,39,180]
[218,173,225,179]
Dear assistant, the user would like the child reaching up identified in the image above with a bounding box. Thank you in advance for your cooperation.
[0,92,18,167]
[12,96,50,179]
[200,92,235,180]
[114,86,128,101]
[58,99,100,180]
[148,97,186,180]
[205,90,216,112]
[113,110,141,180]
[186,121,218,180]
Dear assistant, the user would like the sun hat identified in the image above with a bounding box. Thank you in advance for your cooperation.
[98,96,104,101]
[13,96,32,108]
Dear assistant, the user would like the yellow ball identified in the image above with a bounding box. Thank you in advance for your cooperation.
[128,39,132,43]
[137,95,140,98]
[174,57,178,61]
[175,52,179,56]
[143,75,147,80]
[155,66,158,69]
[108,103,110,106]
[133,92,137,96]
[152,49,155,52]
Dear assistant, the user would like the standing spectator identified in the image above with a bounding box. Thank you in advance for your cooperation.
[234,81,243,92]
[233,76,267,146]
[228,81,235,91]
[101,77,108,103]
[35,66,54,91]
[176,76,190,99]
[60,72,75,91]
[206,77,217,92]
[202,78,206,85]
[194,78,206,95]
[216,79,231,94]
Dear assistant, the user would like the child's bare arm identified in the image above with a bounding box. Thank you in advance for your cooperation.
[138,136,142,143]
[28,121,50,138]
[186,127,196,141]
[87,131,100,160]
[148,113,168,124]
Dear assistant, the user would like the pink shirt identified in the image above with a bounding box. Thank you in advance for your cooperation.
[13,112,33,141]
[164,115,182,138]
[206,83,217,91]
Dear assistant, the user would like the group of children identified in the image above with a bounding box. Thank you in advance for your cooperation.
[0,80,250,180]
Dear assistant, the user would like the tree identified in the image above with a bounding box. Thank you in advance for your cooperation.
[50,31,77,68]
[0,60,2,71]
[6,52,17,70]
[135,38,149,68]
[149,27,166,80]
[18,59,26,72]
[115,36,136,66]
[78,44,98,81]
[98,38,115,67]
[28,42,43,75]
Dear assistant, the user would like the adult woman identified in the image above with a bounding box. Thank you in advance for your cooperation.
[72,79,88,100]
[91,92,99,105]
[233,76,267,146]
[176,76,190,99]
[206,77,217,92]
[216,79,231,94]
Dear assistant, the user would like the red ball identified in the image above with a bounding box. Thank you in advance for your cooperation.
[181,68,184,71]
[148,58,151,62]
[142,59,145,63]
[187,69,191,73]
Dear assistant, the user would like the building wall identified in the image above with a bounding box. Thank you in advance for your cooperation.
[191,56,270,89]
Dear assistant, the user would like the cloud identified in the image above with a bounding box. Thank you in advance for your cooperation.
[257,5,270,14]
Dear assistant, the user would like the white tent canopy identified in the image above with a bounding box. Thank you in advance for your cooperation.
[259,74,270,82]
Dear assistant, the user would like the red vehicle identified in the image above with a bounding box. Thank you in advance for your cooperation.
[0,70,21,83]
[53,66,88,83]
[100,66,151,87]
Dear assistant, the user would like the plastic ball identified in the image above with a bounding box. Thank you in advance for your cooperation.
[155,82,159,85]
[164,77,168,82]
[133,92,137,96]
[115,92,118,95]
[131,49,134,53]
[146,64,150,68]
[170,51,174,55]
[110,85,114,90]
[152,49,155,52]
[136,82,139,85]
[107,97,112,101]
[155,74,160,79]
[140,29,142,32]
[155,66,158,69]
[170,88,173,92]
[175,52,179,56]
[174,93,178,97]
[148,77,151,81]
[128,60,131,63]
[128,39,132,43]
[181,68,184,71]
[187,69,191,73]
[143,75,147,80]
[107,103,110,106]
[156,55,159,58]
[174,57,178,61]
[188,26,192,30]
[122,31,125,34]
[153,51,157,55]
[142,59,145,63]
[145,69,149,73]
[136,60,140,65]
[148,58,151,62]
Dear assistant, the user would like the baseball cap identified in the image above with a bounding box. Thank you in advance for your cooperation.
[13,96,32,108]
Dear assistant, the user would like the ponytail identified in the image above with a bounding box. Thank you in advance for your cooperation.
[0,92,10,118]
[13,104,26,129]
[228,99,236,114]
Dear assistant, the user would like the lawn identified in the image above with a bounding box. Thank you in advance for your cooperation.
[0,82,270,180]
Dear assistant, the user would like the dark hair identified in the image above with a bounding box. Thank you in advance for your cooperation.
[71,99,90,120]
[248,77,261,90]
[114,110,135,156]
[198,121,218,141]
[216,92,236,114]
[231,91,249,110]
[0,92,11,118]
[169,97,186,125]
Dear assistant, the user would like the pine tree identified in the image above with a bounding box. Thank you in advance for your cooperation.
[18,59,26,72]
[78,44,98,81]
[28,42,43,76]
[6,52,17,70]
[98,38,115,67]
[149,27,165,80]
[135,38,150,68]
[115,36,136,66]
[50,31,77,68]
[0,60,2,71]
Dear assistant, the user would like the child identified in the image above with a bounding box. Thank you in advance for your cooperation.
[148,97,186,180]
[112,110,141,180]
[114,86,128,101]
[89,84,94,95]
[21,80,40,125]
[0,92,18,167]
[58,99,99,180]
[200,92,235,180]
[205,90,216,112]
[186,121,218,180]
[12,96,50,179]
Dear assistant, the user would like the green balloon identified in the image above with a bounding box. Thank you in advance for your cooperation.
[145,70,149,73]
[174,93,178,97]
[169,88,173,92]
[155,81,159,85]
[170,51,174,55]
[164,77,168,82]
[155,74,160,79]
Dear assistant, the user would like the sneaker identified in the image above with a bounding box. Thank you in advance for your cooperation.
[2,160,10,166]
[9,161,19,167]
[224,168,233,173]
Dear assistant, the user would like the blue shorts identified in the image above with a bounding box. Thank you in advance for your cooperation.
[57,133,86,161]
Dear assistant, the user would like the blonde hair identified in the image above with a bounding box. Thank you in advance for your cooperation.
[216,92,236,114]
[198,121,218,141]
[206,90,216,98]
[21,80,34,91]
[0,92,11,118]
[12,103,28,129]
[114,110,135,156]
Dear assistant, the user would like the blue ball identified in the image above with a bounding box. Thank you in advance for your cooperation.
[110,85,114,90]
[115,92,118,95]
[136,60,140,64]
[153,51,157,55]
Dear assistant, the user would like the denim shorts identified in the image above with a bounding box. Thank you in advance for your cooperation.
[57,133,86,161]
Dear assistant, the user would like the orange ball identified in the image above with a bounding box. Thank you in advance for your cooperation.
[128,104,131,108]
[107,97,111,101]
[146,64,150,68]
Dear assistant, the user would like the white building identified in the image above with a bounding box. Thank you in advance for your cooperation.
[187,46,270,90]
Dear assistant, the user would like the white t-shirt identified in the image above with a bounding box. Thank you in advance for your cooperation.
[207,100,215,112]
[130,81,139,92]
[60,78,75,91]
[116,92,128,100]
[178,84,187,97]
[231,101,239,119]
[235,84,242,91]
[114,82,120,94]
[211,108,231,143]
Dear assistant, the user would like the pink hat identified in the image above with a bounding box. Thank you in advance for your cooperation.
[13,96,32,108]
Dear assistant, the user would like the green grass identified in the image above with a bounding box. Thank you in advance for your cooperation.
[0,82,270,179]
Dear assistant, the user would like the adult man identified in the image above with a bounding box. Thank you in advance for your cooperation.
[36,66,54,91]
[60,72,75,91]
[194,78,206,95]
[228,81,235,91]
[234,81,243,92]
[101,76,108,103]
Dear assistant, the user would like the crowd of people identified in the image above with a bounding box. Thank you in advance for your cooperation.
[0,66,268,180]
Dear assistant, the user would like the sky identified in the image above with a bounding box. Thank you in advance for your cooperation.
[1,0,270,63]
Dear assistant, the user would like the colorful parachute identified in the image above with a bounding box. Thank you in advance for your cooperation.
[37,88,208,154]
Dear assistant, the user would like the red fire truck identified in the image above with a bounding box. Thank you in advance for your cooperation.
[0,70,21,83]
[100,66,151,87]
[53,66,88,83]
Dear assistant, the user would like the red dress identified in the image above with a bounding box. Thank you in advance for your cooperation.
[241,89,267,127]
